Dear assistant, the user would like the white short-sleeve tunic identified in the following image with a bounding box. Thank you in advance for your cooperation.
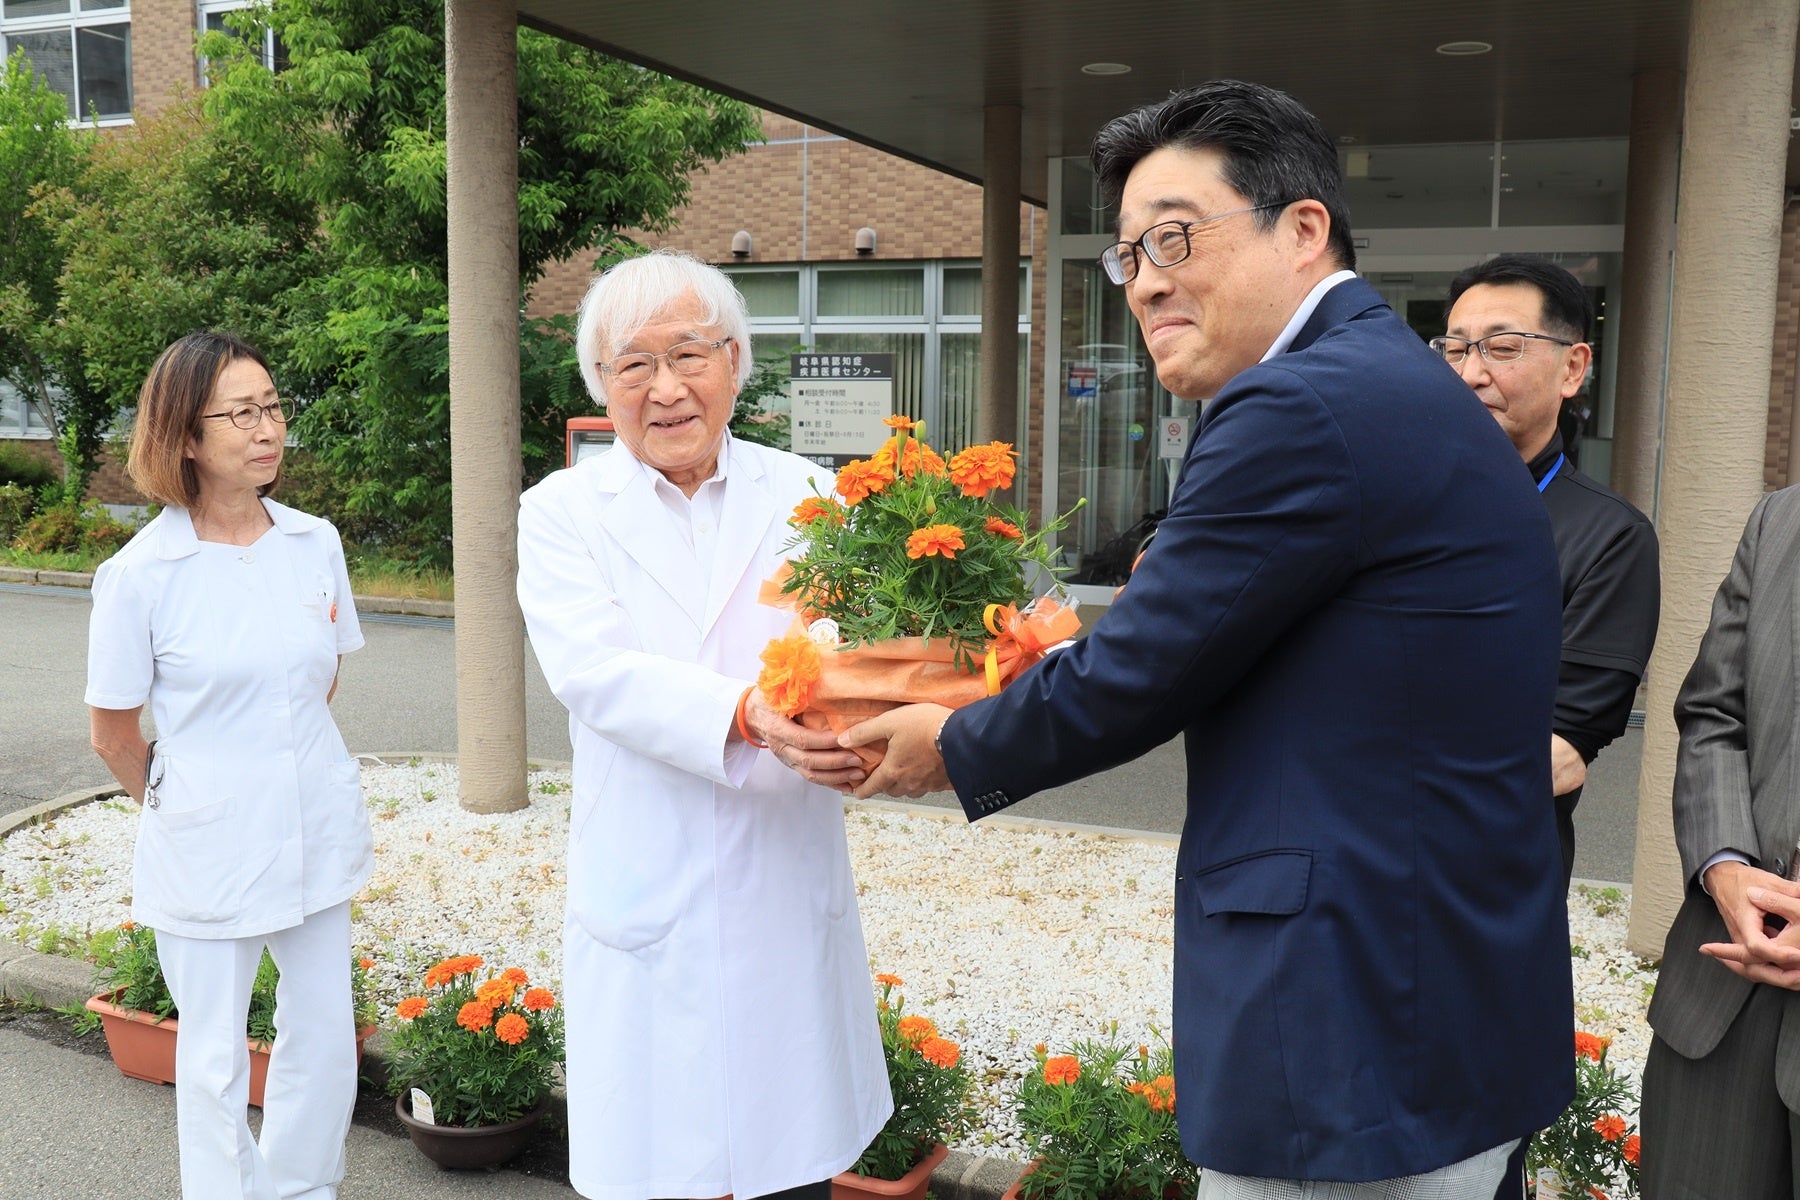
[85,499,372,940]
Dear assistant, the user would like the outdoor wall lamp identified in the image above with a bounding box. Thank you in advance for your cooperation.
[854,226,877,255]
[731,230,752,258]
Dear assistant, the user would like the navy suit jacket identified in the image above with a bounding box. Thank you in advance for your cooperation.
[942,279,1573,1181]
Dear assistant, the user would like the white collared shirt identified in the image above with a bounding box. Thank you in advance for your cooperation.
[1260,269,1360,362]
[634,436,730,591]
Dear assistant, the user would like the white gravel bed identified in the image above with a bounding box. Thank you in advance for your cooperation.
[0,759,1654,1155]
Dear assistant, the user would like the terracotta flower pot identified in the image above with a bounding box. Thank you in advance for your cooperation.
[394,1092,550,1170]
[1000,1159,1037,1200]
[84,990,372,1107]
[832,1141,949,1200]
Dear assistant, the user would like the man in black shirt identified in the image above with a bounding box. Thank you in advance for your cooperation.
[1438,254,1661,889]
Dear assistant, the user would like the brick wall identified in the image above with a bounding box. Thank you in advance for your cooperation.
[131,0,199,120]
[1764,203,1800,488]
[0,438,141,506]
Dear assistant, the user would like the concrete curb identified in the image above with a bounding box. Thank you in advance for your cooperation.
[0,766,1027,1200]
[1,569,454,619]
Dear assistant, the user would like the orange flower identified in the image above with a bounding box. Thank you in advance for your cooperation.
[396,996,428,1021]
[1033,1043,1047,1057]
[1622,1134,1640,1165]
[921,1037,961,1069]
[456,1001,493,1032]
[1137,1045,1149,1059]
[875,973,903,987]
[906,523,966,560]
[882,414,917,431]
[476,978,516,1009]
[793,496,845,526]
[758,631,823,716]
[1573,1031,1610,1062]
[1593,1114,1627,1142]
[834,457,895,505]
[522,988,556,1012]
[985,517,1022,539]
[358,957,375,971]
[425,954,485,989]
[1127,1075,1176,1113]
[494,1013,530,1046]
[897,1015,937,1047]
[1043,1055,1081,1086]
[948,441,1018,497]
[501,967,529,986]
[875,438,947,479]
[119,921,136,931]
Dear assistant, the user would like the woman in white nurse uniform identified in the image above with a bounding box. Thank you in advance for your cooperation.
[517,250,892,1200]
[86,331,372,1200]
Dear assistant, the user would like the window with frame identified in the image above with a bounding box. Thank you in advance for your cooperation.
[0,379,54,438]
[0,0,132,123]
[198,0,283,77]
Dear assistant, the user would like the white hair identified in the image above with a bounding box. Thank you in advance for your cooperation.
[574,249,753,404]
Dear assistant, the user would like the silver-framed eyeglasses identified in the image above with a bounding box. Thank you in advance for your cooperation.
[199,398,293,429]
[1100,202,1294,285]
[1428,331,1574,366]
[600,338,730,389]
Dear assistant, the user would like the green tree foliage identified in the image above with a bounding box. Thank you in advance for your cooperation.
[197,0,762,563]
[0,50,87,495]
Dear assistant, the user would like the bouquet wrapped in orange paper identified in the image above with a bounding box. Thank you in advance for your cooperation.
[757,416,1080,763]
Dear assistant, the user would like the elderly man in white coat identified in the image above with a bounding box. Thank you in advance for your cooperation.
[517,249,892,1200]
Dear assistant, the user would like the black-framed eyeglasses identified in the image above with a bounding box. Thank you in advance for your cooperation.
[599,338,730,389]
[1428,331,1575,366]
[199,398,293,430]
[1099,202,1295,285]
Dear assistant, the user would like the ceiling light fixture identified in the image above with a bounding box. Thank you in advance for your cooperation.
[1435,40,1493,56]
[1080,62,1132,76]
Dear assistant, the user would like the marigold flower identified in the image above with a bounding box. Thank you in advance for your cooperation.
[358,957,375,971]
[985,517,1022,539]
[501,967,529,986]
[1573,1031,1610,1062]
[793,497,845,526]
[921,1037,961,1069]
[834,457,895,505]
[476,978,516,1009]
[882,414,917,431]
[875,973,903,987]
[456,1001,493,1032]
[522,987,556,1012]
[119,921,136,931]
[494,1012,530,1046]
[897,1015,937,1047]
[906,523,966,560]
[1033,1043,1047,1057]
[758,631,823,716]
[948,441,1018,497]
[396,996,428,1021]
[1043,1055,1081,1086]
[1593,1114,1627,1142]
[875,438,947,479]
[1622,1134,1640,1165]
[1148,1075,1176,1113]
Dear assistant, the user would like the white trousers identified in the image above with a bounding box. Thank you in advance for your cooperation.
[157,901,356,1200]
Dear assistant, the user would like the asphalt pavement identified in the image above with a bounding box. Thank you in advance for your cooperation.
[0,579,1648,1195]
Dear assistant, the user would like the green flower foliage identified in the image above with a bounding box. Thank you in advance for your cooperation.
[1012,1036,1196,1200]
[1527,1032,1640,1198]
[383,956,565,1128]
[851,975,977,1180]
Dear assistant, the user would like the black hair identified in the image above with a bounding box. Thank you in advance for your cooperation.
[1091,79,1356,272]
[1445,254,1593,342]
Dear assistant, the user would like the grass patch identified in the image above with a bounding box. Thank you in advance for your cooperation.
[1,544,453,601]
[0,546,107,572]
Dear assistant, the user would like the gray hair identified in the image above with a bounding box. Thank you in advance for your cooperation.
[575,249,754,404]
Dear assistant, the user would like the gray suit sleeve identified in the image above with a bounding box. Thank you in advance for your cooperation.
[1671,496,1773,884]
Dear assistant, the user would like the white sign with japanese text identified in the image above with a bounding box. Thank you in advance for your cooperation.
[789,352,896,469]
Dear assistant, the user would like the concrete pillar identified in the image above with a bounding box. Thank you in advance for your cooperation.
[1609,68,1682,519]
[1627,0,1799,956]
[446,0,527,814]
[980,104,1022,455]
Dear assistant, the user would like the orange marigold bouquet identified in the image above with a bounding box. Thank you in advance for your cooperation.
[848,972,978,1180]
[1011,1035,1196,1200]
[384,954,565,1128]
[759,417,1080,750]
[1526,1030,1641,1198]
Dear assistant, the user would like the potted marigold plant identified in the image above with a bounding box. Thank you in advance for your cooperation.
[385,953,565,1170]
[1526,1031,1641,1199]
[835,972,977,1200]
[759,417,1080,741]
[1007,1036,1198,1200]
[81,921,377,1106]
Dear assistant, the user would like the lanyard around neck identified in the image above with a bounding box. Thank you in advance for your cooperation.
[1536,453,1565,494]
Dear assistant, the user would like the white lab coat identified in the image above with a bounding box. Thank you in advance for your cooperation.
[85,500,371,940]
[517,436,891,1200]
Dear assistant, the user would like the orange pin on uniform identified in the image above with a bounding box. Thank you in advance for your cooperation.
[329,601,338,623]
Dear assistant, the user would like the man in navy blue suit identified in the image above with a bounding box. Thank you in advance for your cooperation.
[838,81,1574,1197]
